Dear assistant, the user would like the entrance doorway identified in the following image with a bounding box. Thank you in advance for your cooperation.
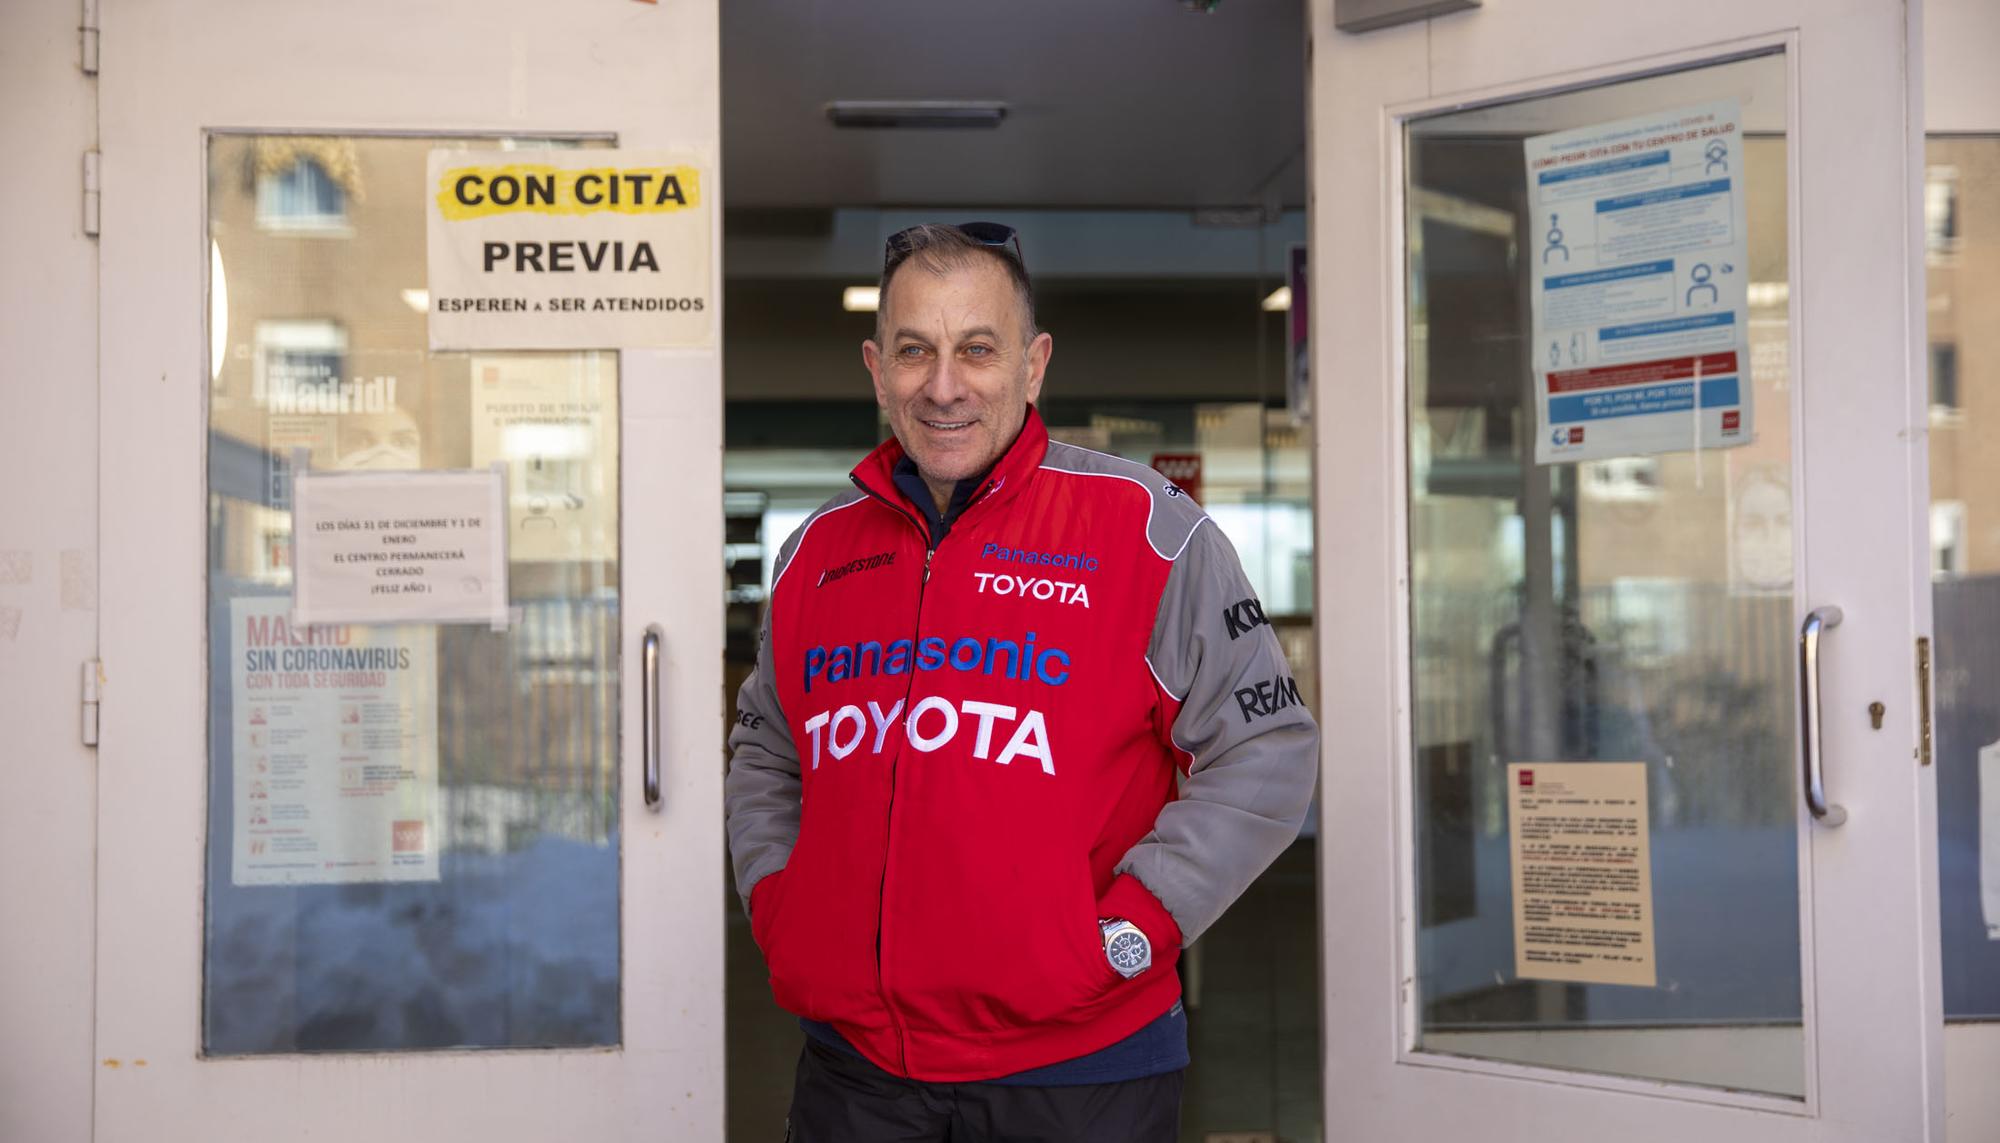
[715,4,1320,1140]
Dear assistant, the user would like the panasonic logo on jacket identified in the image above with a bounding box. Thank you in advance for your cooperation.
[979,541,1100,572]
[802,631,1071,693]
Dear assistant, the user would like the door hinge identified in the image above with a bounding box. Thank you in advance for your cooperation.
[81,659,103,748]
[1916,637,1933,767]
[82,150,100,238]
[80,0,100,76]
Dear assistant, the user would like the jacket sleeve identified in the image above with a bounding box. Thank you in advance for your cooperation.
[723,599,801,915]
[1113,519,1321,946]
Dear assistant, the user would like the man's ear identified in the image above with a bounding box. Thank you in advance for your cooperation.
[1024,331,1053,404]
[863,338,888,408]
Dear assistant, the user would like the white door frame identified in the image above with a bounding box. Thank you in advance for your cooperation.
[93,3,725,1138]
[1308,0,1940,1138]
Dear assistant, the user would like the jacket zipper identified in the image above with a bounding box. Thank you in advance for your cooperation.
[849,474,936,1075]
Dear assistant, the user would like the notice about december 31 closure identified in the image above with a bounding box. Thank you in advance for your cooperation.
[426,149,714,351]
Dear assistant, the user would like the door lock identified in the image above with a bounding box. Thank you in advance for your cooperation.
[1868,701,1885,730]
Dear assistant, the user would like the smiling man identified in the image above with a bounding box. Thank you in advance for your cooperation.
[862,223,1051,521]
[725,223,1319,1142]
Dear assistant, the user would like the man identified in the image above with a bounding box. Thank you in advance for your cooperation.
[725,223,1318,1141]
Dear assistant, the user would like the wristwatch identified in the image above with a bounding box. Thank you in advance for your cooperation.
[1099,917,1152,979]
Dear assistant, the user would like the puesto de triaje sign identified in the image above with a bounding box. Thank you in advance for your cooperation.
[425,149,713,350]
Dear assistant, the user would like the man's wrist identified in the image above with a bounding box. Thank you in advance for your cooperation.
[1095,872,1184,955]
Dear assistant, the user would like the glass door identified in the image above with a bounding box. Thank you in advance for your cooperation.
[1925,2,2000,1133]
[1311,2,1940,1139]
[1403,52,1807,1098]
[94,4,725,1139]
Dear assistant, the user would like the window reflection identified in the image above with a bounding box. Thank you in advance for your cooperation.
[1927,136,2000,1021]
[1405,54,1807,1098]
[205,134,622,1055]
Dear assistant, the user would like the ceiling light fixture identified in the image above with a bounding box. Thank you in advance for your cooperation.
[843,286,881,313]
[826,101,1008,130]
[1192,206,1279,229]
[1747,281,1790,308]
[1262,286,1292,312]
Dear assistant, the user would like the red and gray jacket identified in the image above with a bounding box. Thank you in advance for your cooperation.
[724,407,1319,1082]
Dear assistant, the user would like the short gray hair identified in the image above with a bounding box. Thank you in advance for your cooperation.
[876,224,1037,341]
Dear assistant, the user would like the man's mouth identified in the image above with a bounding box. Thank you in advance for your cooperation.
[920,418,975,432]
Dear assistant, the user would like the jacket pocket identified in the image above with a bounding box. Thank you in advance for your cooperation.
[750,869,788,956]
[991,861,1124,1025]
[756,867,817,1015]
[1069,878,1124,1003]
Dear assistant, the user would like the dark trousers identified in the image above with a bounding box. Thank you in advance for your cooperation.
[785,1038,1184,1143]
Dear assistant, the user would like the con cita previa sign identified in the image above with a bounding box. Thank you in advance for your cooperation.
[425,148,714,350]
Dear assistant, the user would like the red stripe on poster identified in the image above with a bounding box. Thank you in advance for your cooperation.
[1546,352,1738,394]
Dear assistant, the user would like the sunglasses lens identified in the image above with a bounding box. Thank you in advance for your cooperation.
[880,222,1024,271]
[882,227,917,267]
[956,221,1016,246]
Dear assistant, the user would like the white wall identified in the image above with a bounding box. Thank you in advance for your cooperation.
[0,4,99,1142]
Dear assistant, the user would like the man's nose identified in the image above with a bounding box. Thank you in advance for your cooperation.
[923,354,967,406]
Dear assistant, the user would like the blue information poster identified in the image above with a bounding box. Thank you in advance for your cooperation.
[1524,100,1753,465]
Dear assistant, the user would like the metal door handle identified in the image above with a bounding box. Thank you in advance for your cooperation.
[1799,606,1847,826]
[643,624,664,811]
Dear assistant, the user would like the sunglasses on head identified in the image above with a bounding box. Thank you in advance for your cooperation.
[882,221,1025,274]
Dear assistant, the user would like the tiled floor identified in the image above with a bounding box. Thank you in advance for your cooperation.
[726,840,1323,1143]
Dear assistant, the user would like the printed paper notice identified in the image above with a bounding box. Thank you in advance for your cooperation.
[291,467,509,628]
[1982,741,2000,940]
[469,354,618,563]
[426,148,713,350]
[1526,100,1753,465]
[1508,762,1658,987]
[231,596,439,886]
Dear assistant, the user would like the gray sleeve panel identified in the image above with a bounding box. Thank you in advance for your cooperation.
[722,490,864,913]
[1118,521,1321,946]
[724,605,798,914]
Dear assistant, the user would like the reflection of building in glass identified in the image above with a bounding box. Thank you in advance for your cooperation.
[1924,139,2000,1022]
[1405,89,1808,1087]
[1729,463,1791,593]
[1927,141,2000,578]
[204,136,625,1054]
[210,136,622,849]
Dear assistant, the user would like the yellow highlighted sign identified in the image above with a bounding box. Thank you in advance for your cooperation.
[435,163,702,220]
[426,147,713,350]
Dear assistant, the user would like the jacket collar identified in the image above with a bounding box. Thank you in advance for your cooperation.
[852,405,1048,535]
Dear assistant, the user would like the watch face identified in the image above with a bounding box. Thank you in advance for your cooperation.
[1107,929,1150,974]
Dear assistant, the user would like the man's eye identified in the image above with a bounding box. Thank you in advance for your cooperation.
[964,344,992,357]
[897,345,927,358]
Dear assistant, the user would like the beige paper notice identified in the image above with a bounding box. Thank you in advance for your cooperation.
[290,467,509,629]
[1508,762,1658,987]
[468,354,618,564]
